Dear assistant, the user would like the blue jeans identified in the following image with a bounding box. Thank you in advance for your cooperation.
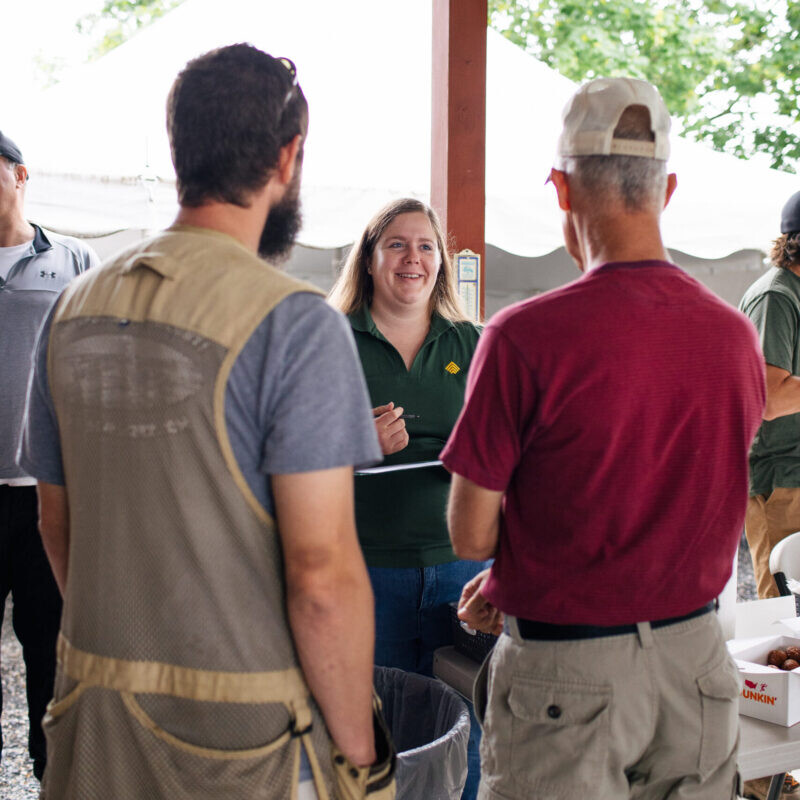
[368,560,489,800]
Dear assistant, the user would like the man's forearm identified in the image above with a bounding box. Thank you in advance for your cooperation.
[37,482,70,595]
[40,525,69,596]
[765,373,800,419]
[287,559,376,767]
[448,473,503,560]
[273,467,377,767]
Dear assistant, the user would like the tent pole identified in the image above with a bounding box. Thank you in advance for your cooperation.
[431,0,487,321]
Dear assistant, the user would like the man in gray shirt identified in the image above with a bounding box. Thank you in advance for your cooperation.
[0,130,97,781]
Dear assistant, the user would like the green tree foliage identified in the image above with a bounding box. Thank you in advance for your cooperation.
[489,0,800,172]
[77,0,186,59]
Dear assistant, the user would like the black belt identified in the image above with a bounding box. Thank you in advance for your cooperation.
[514,601,716,641]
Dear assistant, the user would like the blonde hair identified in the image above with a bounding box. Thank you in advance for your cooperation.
[328,198,469,322]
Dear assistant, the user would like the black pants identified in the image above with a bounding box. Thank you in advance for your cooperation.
[0,484,62,778]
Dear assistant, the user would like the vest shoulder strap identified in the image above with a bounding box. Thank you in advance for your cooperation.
[54,226,322,350]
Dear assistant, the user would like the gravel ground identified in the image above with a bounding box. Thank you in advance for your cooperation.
[0,534,764,799]
[1,597,40,799]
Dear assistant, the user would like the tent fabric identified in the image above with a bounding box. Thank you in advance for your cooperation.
[16,0,800,258]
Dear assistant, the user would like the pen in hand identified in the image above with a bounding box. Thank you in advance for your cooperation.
[399,414,420,420]
[373,402,410,455]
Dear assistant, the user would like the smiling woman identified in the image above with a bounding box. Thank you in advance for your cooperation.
[328,198,484,658]
[368,211,442,328]
[328,198,464,323]
[328,197,486,797]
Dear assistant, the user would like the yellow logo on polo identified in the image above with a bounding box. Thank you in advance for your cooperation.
[445,361,460,375]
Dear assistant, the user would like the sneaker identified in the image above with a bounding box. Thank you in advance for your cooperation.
[743,774,800,799]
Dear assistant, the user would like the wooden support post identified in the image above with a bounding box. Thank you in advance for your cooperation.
[431,0,487,320]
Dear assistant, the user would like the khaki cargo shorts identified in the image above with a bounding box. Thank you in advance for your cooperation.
[472,611,740,800]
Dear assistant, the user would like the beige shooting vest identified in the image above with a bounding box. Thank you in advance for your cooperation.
[41,226,340,799]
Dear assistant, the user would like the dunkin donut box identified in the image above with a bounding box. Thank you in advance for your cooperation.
[728,634,800,726]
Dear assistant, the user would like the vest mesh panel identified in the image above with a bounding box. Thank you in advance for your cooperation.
[41,688,297,800]
[43,229,335,799]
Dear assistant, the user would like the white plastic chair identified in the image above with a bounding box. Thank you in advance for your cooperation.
[769,531,800,596]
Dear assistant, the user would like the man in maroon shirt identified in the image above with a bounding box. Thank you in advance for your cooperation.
[441,78,765,800]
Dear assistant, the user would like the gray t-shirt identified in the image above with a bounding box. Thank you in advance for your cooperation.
[1,225,98,479]
[19,292,381,516]
[740,266,800,495]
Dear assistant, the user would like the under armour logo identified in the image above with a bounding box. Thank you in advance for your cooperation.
[39,270,56,279]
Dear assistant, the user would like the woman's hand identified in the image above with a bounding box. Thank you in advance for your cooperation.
[457,568,503,635]
[373,402,409,456]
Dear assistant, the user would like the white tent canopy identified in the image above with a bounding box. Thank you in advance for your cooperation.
[16,0,800,258]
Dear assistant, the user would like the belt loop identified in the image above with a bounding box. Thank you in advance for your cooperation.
[505,615,524,644]
[636,621,654,649]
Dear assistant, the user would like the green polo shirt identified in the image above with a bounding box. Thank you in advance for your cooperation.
[349,306,481,567]
[740,266,800,495]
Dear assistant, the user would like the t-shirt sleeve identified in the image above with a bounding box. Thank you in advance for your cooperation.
[229,292,381,477]
[747,291,798,373]
[440,324,535,491]
[16,300,64,485]
[81,242,100,272]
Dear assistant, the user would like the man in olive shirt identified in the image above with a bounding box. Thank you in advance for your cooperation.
[740,189,800,600]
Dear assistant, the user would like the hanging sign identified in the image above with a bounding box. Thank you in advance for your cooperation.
[456,249,481,323]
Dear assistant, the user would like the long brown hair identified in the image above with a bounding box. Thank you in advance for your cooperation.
[327,198,469,321]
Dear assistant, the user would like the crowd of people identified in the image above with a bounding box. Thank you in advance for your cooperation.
[1,38,799,800]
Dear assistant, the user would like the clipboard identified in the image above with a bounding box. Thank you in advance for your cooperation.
[355,459,443,476]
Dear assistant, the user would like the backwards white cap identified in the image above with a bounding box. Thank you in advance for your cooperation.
[557,77,671,161]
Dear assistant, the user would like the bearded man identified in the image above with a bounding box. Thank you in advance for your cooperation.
[18,44,393,800]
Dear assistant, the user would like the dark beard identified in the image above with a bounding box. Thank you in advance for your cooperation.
[258,172,302,263]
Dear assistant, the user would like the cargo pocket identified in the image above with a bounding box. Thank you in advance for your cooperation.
[40,680,89,799]
[331,693,396,800]
[507,676,610,794]
[45,680,86,722]
[697,661,740,776]
[121,692,293,760]
[41,678,86,748]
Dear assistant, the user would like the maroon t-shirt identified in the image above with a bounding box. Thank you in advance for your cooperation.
[441,261,765,625]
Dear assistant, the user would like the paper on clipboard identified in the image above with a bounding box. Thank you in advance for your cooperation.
[355,460,443,475]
